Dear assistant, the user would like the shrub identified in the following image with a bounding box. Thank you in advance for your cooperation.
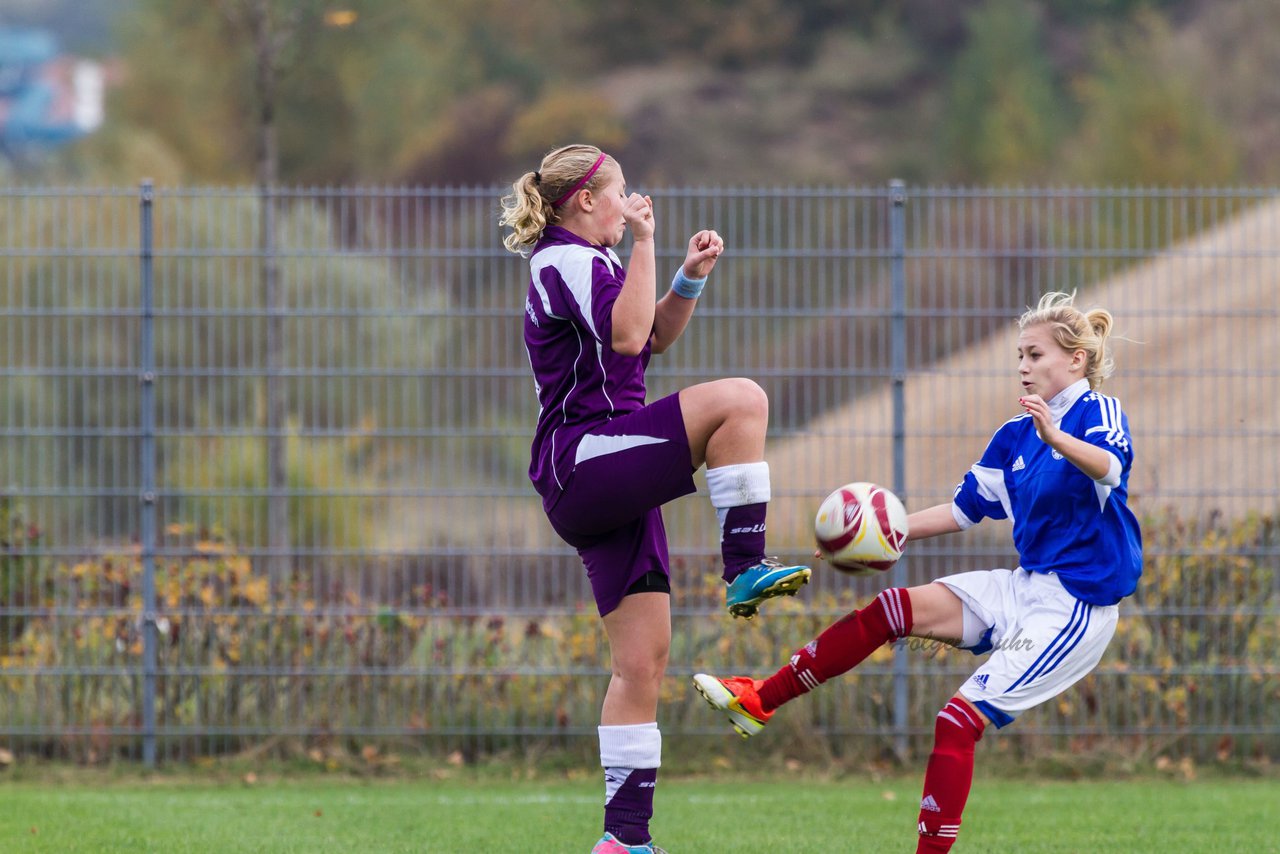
[2,511,1275,765]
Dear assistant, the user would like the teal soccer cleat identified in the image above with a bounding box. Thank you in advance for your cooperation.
[724,558,811,619]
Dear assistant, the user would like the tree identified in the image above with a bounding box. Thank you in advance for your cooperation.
[109,0,367,184]
[941,0,1066,183]
[1066,10,1239,186]
[214,0,328,587]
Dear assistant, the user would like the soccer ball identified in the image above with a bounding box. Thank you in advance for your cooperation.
[814,482,910,575]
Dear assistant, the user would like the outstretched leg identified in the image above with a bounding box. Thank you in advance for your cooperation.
[758,586,913,708]
[694,583,965,735]
[762,581,963,708]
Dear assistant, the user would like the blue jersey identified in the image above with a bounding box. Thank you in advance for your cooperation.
[523,226,651,498]
[951,379,1143,606]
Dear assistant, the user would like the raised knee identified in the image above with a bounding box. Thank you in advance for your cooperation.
[725,377,768,419]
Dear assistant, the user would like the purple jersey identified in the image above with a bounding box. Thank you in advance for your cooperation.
[524,226,651,499]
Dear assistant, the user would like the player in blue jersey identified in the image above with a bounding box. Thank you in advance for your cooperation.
[500,144,811,854]
[694,291,1142,853]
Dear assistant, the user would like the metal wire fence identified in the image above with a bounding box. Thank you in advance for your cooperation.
[1,184,1277,765]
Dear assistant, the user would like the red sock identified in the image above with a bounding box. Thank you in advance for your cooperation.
[916,698,985,853]
[757,587,911,711]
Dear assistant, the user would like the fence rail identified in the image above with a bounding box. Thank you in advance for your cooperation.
[1,184,1277,765]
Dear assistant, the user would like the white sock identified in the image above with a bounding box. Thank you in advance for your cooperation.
[705,462,771,537]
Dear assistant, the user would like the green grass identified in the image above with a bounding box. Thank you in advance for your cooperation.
[0,774,1277,852]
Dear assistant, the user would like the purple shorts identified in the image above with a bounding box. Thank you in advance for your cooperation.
[544,393,697,616]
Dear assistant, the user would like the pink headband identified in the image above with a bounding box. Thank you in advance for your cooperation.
[551,153,608,208]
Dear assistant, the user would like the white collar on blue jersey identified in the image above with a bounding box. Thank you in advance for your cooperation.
[1047,378,1091,423]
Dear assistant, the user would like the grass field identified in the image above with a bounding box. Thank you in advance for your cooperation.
[0,773,1277,852]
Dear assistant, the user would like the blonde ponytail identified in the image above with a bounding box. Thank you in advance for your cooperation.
[500,171,550,255]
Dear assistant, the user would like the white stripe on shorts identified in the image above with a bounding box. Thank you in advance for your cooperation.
[575,433,667,465]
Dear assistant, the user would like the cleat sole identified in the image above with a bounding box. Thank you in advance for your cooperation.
[693,674,766,738]
[725,568,811,617]
[761,570,811,597]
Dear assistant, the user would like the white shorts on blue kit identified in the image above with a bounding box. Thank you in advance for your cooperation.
[937,568,1119,729]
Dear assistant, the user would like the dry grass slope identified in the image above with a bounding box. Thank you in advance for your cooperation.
[766,196,1280,543]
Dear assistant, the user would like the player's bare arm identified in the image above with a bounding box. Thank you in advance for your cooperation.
[652,229,724,353]
[905,502,963,542]
[611,193,656,356]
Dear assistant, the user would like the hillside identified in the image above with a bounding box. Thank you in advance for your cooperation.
[567,0,1279,189]
[69,0,1280,188]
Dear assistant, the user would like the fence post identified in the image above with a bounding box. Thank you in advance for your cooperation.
[139,180,158,767]
[889,179,909,761]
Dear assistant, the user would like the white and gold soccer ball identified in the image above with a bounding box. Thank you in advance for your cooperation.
[814,481,910,575]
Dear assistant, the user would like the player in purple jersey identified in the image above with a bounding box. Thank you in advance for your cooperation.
[500,144,811,854]
[694,292,1142,853]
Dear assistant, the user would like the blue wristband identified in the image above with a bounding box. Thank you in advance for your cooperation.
[670,269,707,300]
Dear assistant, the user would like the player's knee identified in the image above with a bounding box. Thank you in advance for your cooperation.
[723,377,768,421]
[907,582,965,642]
[613,648,669,685]
[932,698,985,748]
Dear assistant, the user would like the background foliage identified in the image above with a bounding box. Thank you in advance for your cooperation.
[16,0,1280,188]
[2,509,1275,762]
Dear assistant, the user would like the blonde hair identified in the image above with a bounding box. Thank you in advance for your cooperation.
[1018,291,1116,390]
[499,144,614,255]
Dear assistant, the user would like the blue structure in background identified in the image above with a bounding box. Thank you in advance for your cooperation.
[0,27,102,155]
